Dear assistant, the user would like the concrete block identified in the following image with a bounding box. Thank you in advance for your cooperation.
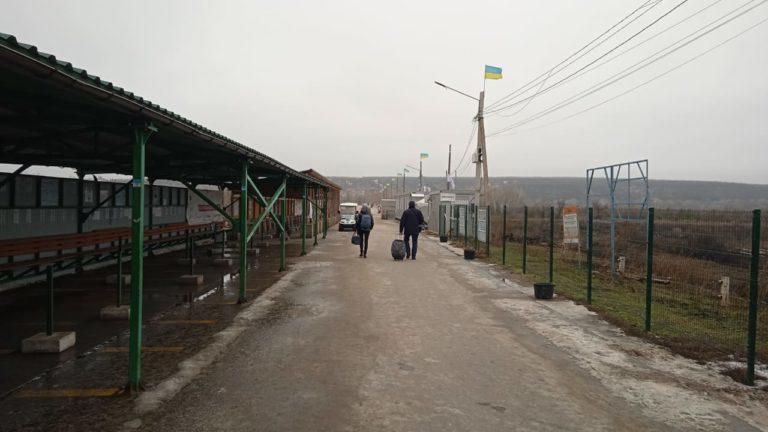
[105,274,131,285]
[212,258,233,267]
[100,305,130,320]
[22,332,76,353]
[175,258,197,266]
[179,274,204,286]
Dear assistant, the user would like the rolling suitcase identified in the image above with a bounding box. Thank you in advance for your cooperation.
[391,239,406,260]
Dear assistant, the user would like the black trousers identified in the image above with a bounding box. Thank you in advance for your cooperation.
[358,231,370,255]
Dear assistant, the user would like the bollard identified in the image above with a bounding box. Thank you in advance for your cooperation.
[587,207,593,304]
[523,206,528,274]
[502,205,507,266]
[46,266,54,336]
[746,209,761,385]
[645,208,655,332]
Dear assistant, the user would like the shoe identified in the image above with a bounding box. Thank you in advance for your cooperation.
[411,257,416,260]
[406,255,410,259]
[364,254,367,258]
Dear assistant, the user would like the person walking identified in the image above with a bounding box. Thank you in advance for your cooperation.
[399,200,425,260]
[355,205,374,258]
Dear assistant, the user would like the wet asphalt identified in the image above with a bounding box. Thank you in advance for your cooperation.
[133,220,681,432]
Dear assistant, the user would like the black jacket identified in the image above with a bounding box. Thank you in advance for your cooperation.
[399,207,424,235]
[355,212,374,233]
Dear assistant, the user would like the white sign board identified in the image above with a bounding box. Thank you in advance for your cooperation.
[478,208,487,243]
[441,192,456,202]
[187,189,226,225]
[562,205,579,245]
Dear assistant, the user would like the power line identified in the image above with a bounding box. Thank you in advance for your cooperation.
[493,15,768,136]
[453,120,477,174]
[488,0,767,136]
[492,0,726,119]
[486,0,662,111]
[485,0,691,116]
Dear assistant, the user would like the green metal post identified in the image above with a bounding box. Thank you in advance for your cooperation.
[502,205,507,266]
[587,207,593,305]
[117,238,123,307]
[46,266,53,336]
[548,206,554,284]
[486,205,491,258]
[644,207,655,332]
[313,186,319,246]
[238,160,248,303]
[280,177,287,272]
[464,205,468,246]
[322,188,328,239]
[301,183,307,256]
[472,205,480,251]
[746,209,761,385]
[523,206,528,274]
[128,124,153,392]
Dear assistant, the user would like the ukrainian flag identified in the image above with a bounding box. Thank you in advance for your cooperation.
[484,65,502,80]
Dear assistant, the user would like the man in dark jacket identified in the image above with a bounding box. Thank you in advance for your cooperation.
[399,200,425,260]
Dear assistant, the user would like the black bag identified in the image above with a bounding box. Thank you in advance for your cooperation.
[391,239,406,260]
[352,234,361,245]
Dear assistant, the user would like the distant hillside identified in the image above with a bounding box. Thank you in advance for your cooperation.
[330,176,768,210]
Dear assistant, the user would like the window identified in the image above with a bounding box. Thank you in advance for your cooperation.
[0,175,8,207]
[162,187,170,206]
[99,183,113,206]
[151,185,161,206]
[114,183,127,207]
[62,180,78,207]
[14,176,37,207]
[83,182,95,206]
[180,189,187,206]
[40,178,60,207]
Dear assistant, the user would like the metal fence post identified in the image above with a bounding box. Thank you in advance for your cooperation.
[644,207,655,332]
[502,205,507,266]
[300,183,307,256]
[464,205,468,246]
[548,206,554,284]
[746,209,761,385]
[238,160,249,303]
[46,266,53,336]
[587,207,593,304]
[523,206,528,274]
[486,205,491,258]
[474,204,479,252]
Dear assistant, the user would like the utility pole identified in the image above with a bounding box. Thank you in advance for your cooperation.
[446,144,452,191]
[403,168,406,194]
[474,91,490,206]
[419,160,423,192]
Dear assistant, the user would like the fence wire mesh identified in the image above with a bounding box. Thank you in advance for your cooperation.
[458,203,766,368]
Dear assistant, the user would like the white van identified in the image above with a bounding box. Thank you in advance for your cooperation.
[339,202,358,231]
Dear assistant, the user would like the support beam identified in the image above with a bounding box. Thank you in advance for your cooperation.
[238,160,248,303]
[128,123,156,393]
[0,163,30,190]
[313,185,318,246]
[246,180,286,238]
[181,181,237,227]
[301,182,307,256]
[280,176,287,272]
[322,187,328,239]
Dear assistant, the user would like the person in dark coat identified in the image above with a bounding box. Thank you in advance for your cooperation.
[399,200,425,260]
[355,205,374,258]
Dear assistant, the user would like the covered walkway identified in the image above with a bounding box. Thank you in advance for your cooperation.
[0,32,334,391]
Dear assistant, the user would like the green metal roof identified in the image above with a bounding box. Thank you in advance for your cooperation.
[0,32,331,189]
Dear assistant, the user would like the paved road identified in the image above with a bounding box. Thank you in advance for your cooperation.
[136,220,768,432]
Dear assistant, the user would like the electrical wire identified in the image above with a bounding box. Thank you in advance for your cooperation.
[492,0,725,119]
[486,0,662,111]
[485,0,691,115]
[453,120,477,175]
[493,15,768,136]
[488,0,767,136]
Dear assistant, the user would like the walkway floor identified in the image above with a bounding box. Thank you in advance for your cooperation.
[132,220,768,432]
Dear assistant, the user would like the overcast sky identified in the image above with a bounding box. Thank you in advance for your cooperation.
[2,0,766,184]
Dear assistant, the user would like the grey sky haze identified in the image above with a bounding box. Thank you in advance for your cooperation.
[2,0,766,183]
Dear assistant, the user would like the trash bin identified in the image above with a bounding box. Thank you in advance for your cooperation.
[464,248,476,260]
[533,282,555,300]
[439,235,448,242]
